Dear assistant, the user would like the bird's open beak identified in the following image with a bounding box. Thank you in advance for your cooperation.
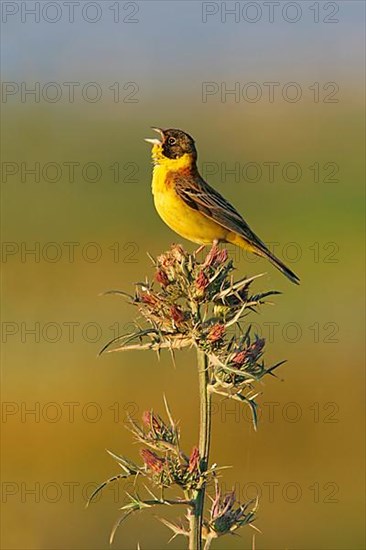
[144,127,164,145]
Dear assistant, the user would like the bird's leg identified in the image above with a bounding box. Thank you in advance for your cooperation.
[210,239,219,253]
[194,244,207,255]
[194,240,219,257]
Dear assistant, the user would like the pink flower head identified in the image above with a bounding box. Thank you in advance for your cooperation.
[188,446,200,474]
[155,269,169,287]
[195,270,209,293]
[142,410,162,433]
[142,410,152,427]
[232,350,247,366]
[207,323,225,343]
[140,292,159,307]
[232,337,265,367]
[140,449,164,473]
[203,245,228,268]
[170,305,185,324]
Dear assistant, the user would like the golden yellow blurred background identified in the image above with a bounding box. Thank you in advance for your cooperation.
[1,1,365,549]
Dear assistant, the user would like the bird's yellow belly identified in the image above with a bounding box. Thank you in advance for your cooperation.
[152,169,228,245]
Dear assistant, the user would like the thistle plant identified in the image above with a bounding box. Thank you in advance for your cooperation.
[89,243,285,549]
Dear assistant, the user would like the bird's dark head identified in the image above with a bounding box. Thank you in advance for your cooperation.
[145,128,197,170]
[160,128,197,159]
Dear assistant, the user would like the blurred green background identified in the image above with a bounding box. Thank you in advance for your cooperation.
[1,1,365,549]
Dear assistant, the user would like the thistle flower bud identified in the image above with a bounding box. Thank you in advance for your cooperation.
[157,253,176,282]
[207,323,225,343]
[142,410,161,432]
[203,245,228,268]
[141,410,151,426]
[247,337,265,360]
[188,446,200,474]
[140,449,165,473]
[195,270,209,297]
[231,337,265,367]
[170,305,185,324]
[209,484,255,536]
[139,292,159,307]
[140,410,176,446]
[155,269,169,287]
[232,350,247,366]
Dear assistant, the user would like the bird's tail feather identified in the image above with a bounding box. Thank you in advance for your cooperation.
[230,233,300,285]
[259,247,300,285]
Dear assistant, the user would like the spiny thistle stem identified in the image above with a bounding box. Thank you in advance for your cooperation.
[198,350,211,468]
[189,348,211,550]
[197,349,211,545]
[188,508,198,550]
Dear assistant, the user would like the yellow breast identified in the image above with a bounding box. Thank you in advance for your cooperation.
[151,163,228,245]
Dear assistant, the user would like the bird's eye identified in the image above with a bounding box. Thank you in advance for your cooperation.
[168,137,176,145]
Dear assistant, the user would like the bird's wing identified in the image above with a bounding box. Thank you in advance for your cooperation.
[173,173,268,252]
